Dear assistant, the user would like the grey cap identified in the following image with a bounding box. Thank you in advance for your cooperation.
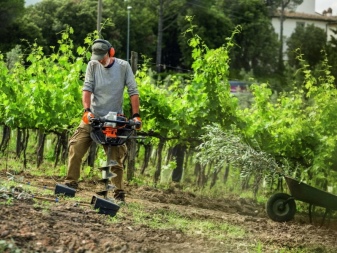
[91,42,109,61]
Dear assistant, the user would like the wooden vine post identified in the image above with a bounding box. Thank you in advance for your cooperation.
[126,51,138,181]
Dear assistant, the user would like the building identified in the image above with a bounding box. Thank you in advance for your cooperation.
[271,0,337,60]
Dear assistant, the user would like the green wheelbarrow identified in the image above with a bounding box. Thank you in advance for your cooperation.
[266,176,337,224]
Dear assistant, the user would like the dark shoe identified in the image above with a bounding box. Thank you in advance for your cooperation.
[65,181,78,189]
[114,190,125,203]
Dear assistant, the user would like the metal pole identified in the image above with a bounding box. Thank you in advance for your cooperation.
[97,0,102,38]
[127,6,132,62]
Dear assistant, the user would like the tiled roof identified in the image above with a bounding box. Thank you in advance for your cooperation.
[272,11,337,22]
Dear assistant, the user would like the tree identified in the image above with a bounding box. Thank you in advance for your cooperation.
[0,0,24,32]
[0,0,291,80]
[326,28,337,86]
[21,0,96,55]
[226,0,279,78]
[102,0,157,61]
[286,24,326,68]
[177,0,280,78]
[0,0,25,52]
[177,0,233,68]
[145,0,187,73]
[53,0,97,47]
[266,0,303,73]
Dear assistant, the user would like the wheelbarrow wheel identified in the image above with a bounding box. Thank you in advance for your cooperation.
[266,193,296,222]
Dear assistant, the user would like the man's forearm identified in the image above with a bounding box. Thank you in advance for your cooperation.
[130,94,140,116]
[82,90,92,109]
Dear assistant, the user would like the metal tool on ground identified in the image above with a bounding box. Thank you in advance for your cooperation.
[5,172,74,198]
[55,183,76,197]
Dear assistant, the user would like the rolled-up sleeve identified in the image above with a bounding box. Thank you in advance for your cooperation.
[82,61,95,93]
[125,64,139,97]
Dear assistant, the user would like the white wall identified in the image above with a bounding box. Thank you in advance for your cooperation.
[272,17,332,60]
[272,18,330,40]
[271,0,337,60]
[296,0,316,14]
[328,23,337,39]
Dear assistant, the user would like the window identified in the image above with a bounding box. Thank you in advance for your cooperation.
[296,22,305,28]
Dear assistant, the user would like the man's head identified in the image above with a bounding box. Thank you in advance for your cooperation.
[91,39,115,61]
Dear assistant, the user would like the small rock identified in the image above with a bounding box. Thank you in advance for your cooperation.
[1,230,10,237]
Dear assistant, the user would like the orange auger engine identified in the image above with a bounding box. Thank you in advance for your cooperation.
[102,112,128,138]
[102,127,118,138]
[90,112,137,146]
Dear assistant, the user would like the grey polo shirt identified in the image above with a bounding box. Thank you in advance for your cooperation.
[82,58,139,117]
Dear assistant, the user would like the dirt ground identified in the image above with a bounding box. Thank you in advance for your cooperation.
[1,172,337,253]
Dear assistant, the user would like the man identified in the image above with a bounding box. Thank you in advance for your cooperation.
[65,39,141,202]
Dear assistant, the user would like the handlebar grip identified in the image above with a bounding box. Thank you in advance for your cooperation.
[89,117,102,123]
[91,117,139,127]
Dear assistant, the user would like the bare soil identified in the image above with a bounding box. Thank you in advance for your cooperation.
[1,172,337,253]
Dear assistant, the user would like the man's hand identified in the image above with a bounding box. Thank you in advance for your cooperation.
[82,109,95,124]
[132,113,142,130]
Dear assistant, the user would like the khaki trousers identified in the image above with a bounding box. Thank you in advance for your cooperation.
[65,121,127,190]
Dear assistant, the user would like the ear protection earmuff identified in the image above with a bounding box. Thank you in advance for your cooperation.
[93,39,115,57]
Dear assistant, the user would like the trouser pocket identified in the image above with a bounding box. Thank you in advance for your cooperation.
[104,144,127,168]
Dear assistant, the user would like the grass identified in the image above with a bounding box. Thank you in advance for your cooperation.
[122,202,246,241]
[0,240,21,253]
[111,201,322,253]
[0,197,14,206]
[32,198,53,214]
[254,242,310,253]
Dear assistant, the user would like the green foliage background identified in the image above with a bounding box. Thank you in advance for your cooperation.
[1,0,337,192]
